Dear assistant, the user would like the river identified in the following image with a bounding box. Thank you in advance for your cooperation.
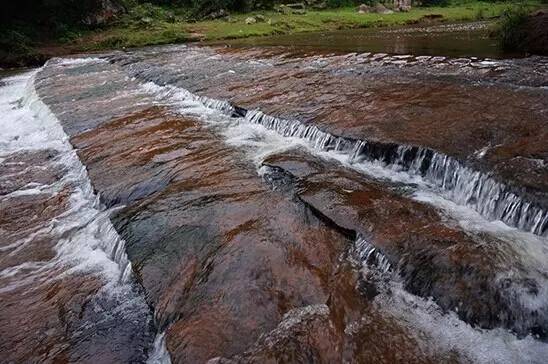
[1,23,547,363]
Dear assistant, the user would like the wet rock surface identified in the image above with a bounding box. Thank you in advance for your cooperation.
[74,107,347,361]
[263,151,548,338]
[35,62,461,363]
[104,45,548,209]
[3,29,548,363]
[70,107,454,362]
[0,72,153,363]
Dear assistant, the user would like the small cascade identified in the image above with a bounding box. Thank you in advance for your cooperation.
[423,152,548,236]
[0,69,153,362]
[147,332,172,364]
[23,72,136,283]
[352,235,392,274]
[199,96,234,114]
[28,56,548,363]
[117,61,548,236]
[129,73,548,237]
[140,82,234,116]
[348,232,548,362]
[243,110,547,237]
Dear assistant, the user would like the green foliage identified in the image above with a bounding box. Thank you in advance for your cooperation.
[0,0,544,67]
[119,0,139,7]
[189,0,276,16]
[498,6,529,51]
[142,0,279,16]
[421,0,450,6]
[0,30,33,55]
[129,3,172,20]
[91,23,190,50]
[326,0,361,8]
[0,28,47,67]
[1,1,110,26]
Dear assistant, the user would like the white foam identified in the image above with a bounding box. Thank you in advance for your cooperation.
[135,80,548,362]
[0,71,134,288]
[136,81,547,242]
[147,332,172,364]
[55,57,107,66]
[350,235,548,364]
[377,281,548,364]
[0,69,156,360]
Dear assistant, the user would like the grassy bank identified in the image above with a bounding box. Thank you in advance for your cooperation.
[83,1,539,49]
[1,1,542,67]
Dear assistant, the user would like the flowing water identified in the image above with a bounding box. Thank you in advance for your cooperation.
[0,71,153,363]
[1,23,547,363]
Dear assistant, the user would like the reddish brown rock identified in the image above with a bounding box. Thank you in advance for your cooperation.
[107,46,548,202]
[0,149,152,363]
[68,103,459,362]
[29,49,547,362]
[263,151,548,337]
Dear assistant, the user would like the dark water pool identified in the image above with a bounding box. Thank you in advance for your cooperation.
[218,21,524,59]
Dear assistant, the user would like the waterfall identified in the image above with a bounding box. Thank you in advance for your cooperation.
[353,235,392,274]
[243,110,547,237]
[147,332,172,364]
[22,71,136,282]
[0,66,156,361]
[119,64,547,237]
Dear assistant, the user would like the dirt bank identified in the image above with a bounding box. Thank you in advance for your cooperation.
[525,10,548,55]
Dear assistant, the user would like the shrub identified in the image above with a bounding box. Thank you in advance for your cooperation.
[1,1,126,28]
[326,0,362,8]
[190,0,278,15]
[0,30,33,54]
[498,6,529,51]
[420,0,450,6]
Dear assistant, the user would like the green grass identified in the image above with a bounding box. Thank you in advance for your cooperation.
[83,23,191,50]
[87,0,539,47]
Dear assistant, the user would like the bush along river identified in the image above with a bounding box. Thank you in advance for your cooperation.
[1,23,547,363]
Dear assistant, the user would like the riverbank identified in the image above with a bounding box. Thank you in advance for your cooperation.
[0,1,542,68]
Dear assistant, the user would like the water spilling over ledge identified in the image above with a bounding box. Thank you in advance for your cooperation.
[0,71,153,362]
[244,109,548,236]
[131,78,548,237]
[128,64,548,341]
[352,235,392,275]
[101,45,547,237]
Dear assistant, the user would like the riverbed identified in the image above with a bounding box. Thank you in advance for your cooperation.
[1,23,547,363]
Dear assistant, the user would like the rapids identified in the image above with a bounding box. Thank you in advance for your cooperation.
[0,71,154,362]
[1,25,547,364]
